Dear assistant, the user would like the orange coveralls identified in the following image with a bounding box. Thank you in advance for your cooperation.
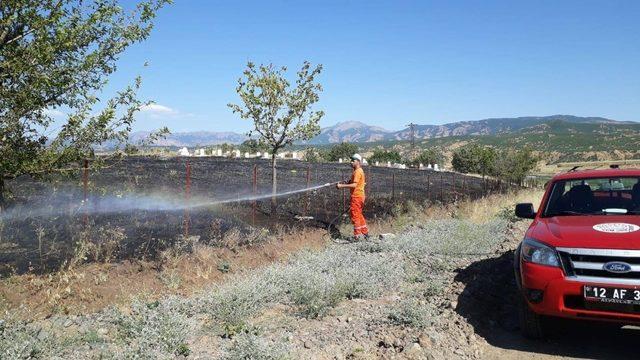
[349,168,368,236]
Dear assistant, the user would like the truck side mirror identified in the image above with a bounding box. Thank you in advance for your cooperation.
[515,203,536,219]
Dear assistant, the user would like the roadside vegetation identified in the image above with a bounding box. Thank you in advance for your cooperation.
[0,189,542,358]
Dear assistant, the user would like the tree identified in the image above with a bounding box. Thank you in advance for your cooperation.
[238,139,268,155]
[494,148,538,185]
[0,0,170,209]
[451,144,496,177]
[324,142,358,162]
[228,61,324,213]
[368,150,402,164]
[406,148,443,167]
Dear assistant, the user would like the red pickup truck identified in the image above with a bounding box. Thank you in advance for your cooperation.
[514,167,640,338]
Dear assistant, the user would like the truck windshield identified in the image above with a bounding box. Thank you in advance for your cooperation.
[543,177,640,217]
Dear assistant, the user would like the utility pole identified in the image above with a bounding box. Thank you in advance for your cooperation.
[406,123,418,163]
[406,122,417,150]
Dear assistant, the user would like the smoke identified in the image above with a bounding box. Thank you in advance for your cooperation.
[0,182,338,221]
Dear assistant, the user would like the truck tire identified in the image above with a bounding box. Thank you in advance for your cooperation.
[518,296,545,339]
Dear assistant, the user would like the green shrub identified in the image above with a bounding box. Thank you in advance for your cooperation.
[223,332,289,360]
[387,299,432,329]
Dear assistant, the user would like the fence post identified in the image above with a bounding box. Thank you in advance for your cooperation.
[440,173,444,204]
[462,176,466,199]
[305,165,311,217]
[392,172,396,201]
[83,159,89,226]
[426,172,431,202]
[253,164,257,226]
[341,169,346,214]
[452,172,456,201]
[184,160,191,238]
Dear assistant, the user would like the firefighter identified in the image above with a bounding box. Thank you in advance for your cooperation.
[336,154,369,240]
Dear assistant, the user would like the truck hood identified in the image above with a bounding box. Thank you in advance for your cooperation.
[529,216,640,249]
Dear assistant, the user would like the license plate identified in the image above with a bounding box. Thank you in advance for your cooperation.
[584,285,640,305]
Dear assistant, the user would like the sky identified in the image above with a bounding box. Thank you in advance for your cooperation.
[101,0,640,133]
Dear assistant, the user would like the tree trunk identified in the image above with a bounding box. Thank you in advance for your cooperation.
[271,153,277,215]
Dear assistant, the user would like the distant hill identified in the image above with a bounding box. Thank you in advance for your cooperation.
[129,115,637,147]
[129,131,247,147]
[390,115,635,141]
[307,121,391,144]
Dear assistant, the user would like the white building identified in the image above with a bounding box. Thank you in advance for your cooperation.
[178,147,190,156]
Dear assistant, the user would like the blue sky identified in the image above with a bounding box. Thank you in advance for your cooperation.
[106,0,640,133]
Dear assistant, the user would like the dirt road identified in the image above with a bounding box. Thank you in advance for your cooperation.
[455,222,640,360]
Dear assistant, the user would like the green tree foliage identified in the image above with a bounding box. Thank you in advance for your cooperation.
[452,144,537,184]
[451,144,496,177]
[493,148,538,185]
[228,61,324,211]
[303,147,322,163]
[238,139,269,155]
[0,0,170,208]
[406,148,443,167]
[324,142,358,162]
[219,143,235,154]
[368,150,402,164]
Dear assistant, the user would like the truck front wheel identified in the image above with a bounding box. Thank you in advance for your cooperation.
[518,296,545,339]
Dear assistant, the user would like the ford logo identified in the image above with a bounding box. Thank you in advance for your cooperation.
[603,261,633,273]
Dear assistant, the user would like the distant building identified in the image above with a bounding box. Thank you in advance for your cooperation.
[178,147,190,156]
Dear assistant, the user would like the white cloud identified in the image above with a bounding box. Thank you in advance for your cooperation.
[140,103,178,116]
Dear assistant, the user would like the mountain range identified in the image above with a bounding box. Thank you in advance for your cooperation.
[131,115,638,147]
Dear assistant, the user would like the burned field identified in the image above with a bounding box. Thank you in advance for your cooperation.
[0,157,503,275]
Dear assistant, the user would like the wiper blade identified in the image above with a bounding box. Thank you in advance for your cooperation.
[548,210,592,216]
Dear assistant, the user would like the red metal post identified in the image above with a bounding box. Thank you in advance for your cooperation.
[83,159,89,226]
[184,161,191,237]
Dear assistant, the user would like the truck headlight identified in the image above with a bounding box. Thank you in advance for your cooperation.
[521,238,560,267]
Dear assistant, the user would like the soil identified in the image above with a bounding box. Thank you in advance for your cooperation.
[0,227,329,319]
[453,222,640,360]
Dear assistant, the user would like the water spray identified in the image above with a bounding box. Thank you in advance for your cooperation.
[0,181,342,221]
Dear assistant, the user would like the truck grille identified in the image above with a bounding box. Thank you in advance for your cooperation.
[557,247,640,285]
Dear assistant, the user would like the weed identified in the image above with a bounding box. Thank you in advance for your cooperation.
[159,269,182,290]
[222,332,289,360]
[217,261,231,273]
[111,298,192,359]
[387,298,432,329]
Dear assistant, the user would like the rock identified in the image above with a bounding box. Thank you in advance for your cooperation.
[97,328,108,336]
[378,335,393,348]
[417,334,434,348]
[346,317,353,323]
[454,348,465,356]
[403,343,423,359]
[304,340,312,349]
[63,320,73,328]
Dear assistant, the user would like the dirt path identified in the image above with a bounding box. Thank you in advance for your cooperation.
[454,222,640,360]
